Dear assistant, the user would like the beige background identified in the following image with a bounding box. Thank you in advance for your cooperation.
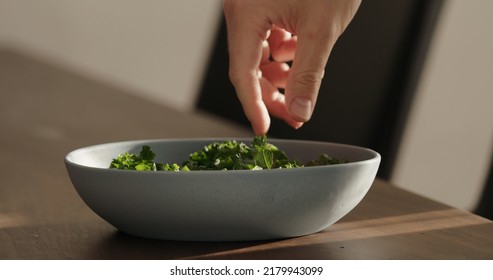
[0,0,222,110]
[1,0,492,211]
[392,0,493,210]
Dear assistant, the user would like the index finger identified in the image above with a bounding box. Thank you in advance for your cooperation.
[223,1,272,135]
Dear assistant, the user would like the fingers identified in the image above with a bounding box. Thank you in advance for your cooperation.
[261,40,270,64]
[260,61,290,89]
[268,26,297,62]
[259,77,304,130]
[223,0,271,135]
[262,24,332,123]
[260,26,293,89]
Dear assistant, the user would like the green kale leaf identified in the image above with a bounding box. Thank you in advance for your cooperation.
[109,136,344,172]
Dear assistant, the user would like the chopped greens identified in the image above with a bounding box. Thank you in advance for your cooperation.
[109,145,158,171]
[109,136,346,171]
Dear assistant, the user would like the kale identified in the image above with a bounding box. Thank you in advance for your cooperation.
[109,145,158,171]
[305,153,347,166]
[109,136,345,171]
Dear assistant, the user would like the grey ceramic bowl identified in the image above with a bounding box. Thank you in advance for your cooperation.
[65,138,380,241]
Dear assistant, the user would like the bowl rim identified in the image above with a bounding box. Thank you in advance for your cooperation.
[64,137,381,174]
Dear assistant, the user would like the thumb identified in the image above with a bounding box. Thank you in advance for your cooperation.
[285,29,336,122]
[284,0,361,122]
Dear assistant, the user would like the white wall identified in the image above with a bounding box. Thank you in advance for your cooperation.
[1,0,492,211]
[391,0,493,210]
[0,0,222,111]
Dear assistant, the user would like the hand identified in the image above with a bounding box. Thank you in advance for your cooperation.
[223,0,361,135]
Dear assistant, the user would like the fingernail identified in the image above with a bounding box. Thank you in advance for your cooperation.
[290,97,312,121]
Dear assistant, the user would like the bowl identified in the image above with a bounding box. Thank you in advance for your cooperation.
[64,138,380,241]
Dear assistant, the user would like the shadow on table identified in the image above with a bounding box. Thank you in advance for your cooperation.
[88,230,274,260]
[87,217,493,260]
[197,223,493,260]
[187,208,493,259]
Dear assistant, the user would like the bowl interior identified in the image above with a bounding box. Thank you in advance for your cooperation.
[66,138,380,169]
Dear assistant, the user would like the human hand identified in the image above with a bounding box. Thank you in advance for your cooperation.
[223,0,361,135]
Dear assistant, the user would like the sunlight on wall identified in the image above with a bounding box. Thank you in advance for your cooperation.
[0,0,222,111]
[392,0,493,210]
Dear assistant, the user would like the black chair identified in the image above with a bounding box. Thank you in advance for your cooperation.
[196,0,492,219]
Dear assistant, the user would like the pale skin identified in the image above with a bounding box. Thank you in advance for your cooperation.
[223,0,361,135]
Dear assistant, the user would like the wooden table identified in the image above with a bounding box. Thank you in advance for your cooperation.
[1,48,492,260]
